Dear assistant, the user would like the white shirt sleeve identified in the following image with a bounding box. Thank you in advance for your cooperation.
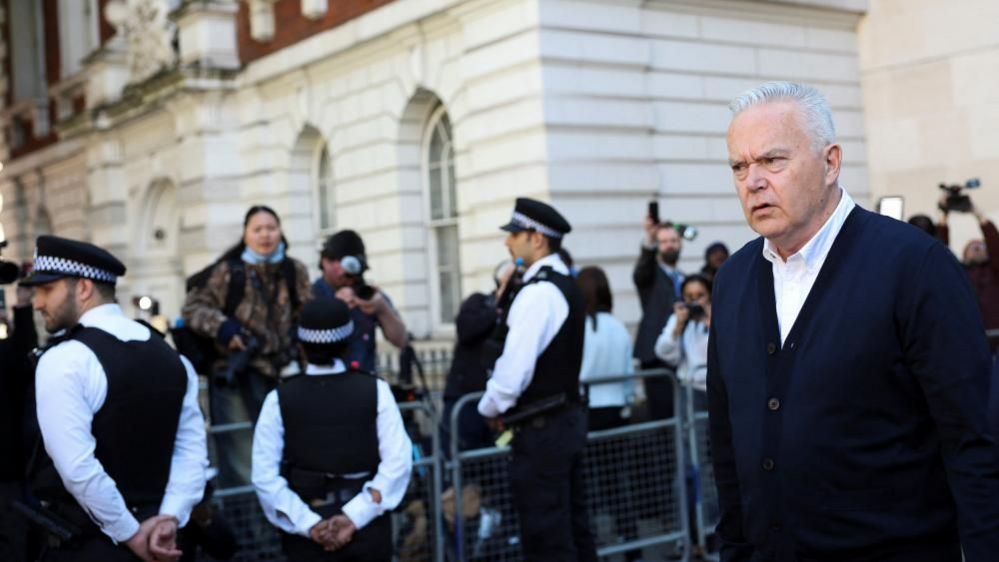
[478,281,569,418]
[251,390,322,537]
[654,315,682,367]
[342,380,413,529]
[158,356,209,527]
[35,342,139,543]
[578,317,597,383]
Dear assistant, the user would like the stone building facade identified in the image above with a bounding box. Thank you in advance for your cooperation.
[860,0,999,255]
[0,0,869,340]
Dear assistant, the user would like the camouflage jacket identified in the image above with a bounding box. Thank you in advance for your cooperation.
[181,257,313,378]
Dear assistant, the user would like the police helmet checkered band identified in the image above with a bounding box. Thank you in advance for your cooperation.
[298,321,354,344]
[511,211,563,238]
[33,254,118,284]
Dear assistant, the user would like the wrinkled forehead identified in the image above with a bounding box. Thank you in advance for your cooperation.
[727,102,809,153]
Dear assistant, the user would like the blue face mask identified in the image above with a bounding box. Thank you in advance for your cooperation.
[242,241,286,265]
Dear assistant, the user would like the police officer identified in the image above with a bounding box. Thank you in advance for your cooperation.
[478,198,597,562]
[21,235,208,562]
[251,296,412,561]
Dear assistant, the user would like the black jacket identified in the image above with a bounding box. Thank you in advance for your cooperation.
[444,292,498,400]
[0,305,37,481]
[632,246,678,363]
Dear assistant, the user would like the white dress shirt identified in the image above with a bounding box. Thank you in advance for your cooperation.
[252,360,413,536]
[654,315,709,392]
[579,312,635,408]
[478,253,570,418]
[762,188,856,344]
[34,304,208,544]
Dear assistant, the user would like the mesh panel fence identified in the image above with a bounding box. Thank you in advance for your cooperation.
[693,408,719,543]
[448,376,688,562]
[199,371,693,561]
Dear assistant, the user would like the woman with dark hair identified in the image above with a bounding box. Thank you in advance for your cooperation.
[183,205,312,487]
[576,266,634,431]
[655,274,711,396]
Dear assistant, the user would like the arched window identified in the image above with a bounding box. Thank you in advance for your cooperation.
[316,144,335,235]
[424,105,461,325]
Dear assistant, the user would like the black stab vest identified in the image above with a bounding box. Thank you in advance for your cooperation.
[30,326,187,522]
[277,370,380,476]
[506,266,586,414]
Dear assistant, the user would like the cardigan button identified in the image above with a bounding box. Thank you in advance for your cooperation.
[767,398,780,411]
[762,458,776,471]
[767,342,777,355]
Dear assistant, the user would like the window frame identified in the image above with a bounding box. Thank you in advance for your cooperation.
[311,141,336,240]
[421,104,461,330]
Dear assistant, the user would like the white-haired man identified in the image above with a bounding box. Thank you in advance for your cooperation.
[707,81,999,561]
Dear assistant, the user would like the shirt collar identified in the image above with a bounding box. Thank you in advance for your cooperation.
[78,303,125,327]
[305,359,347,376]
[523,253,568,282]
[762,188,856,270]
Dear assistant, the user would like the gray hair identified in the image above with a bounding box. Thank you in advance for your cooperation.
[729,81,836,151]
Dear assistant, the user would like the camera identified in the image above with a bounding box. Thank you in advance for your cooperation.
[675,224,698,242]
[684,302,706,321]
[938,178,981,213]
[340,255,375,300]
[214,333,260,387]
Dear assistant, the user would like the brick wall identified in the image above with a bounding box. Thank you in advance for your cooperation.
[236,0,394,64]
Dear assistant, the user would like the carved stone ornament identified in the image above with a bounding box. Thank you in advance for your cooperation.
[105,0,177,84]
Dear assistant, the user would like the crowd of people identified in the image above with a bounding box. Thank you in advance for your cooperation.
[2,79,999,562]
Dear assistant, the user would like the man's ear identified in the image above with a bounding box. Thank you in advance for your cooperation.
[824,143,842,186]
[531,231,546,252]
[73,278,92,304]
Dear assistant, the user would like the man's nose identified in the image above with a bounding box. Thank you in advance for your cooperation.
[745,164,768,191]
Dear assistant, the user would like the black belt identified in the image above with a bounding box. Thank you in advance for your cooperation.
[284,467,373,507]
[503,393,581,429]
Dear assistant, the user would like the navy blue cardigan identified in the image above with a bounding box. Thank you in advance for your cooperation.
[708,206,999,561]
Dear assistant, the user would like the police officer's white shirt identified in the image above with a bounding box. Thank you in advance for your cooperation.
[34,303,209,544]
[761,188,855,345]
[252,360,413,537]
[478,253,570,418]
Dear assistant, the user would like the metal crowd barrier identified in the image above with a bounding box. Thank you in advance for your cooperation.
[447,369,690,561]
[197,369,712,561]
[200,397,444,562]
[684,385,719,561]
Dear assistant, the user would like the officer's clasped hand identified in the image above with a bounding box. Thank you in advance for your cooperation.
[310,515,357,552]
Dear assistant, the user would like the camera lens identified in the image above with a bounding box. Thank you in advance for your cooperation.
[341,255,363,275]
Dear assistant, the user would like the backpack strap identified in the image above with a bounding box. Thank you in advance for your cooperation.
[280,258,301,310]
[224,257,246,317]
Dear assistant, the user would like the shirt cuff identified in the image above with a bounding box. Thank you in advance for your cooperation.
[477,394,499,418]
[159,496,194,529]
[341,491,381,530]
[108,513,142,544]
[296,510,323,537]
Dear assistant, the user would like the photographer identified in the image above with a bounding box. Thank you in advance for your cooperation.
[313,230,407,372]
[439,260,515,458]
[633,213,685,419]
[937,195,999,337]
[654,274,711,397]
[182,205,312,487]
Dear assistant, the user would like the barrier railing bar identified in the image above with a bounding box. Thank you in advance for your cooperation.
[596,531,687,556]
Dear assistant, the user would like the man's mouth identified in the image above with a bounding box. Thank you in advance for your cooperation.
[751,203,774,213]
